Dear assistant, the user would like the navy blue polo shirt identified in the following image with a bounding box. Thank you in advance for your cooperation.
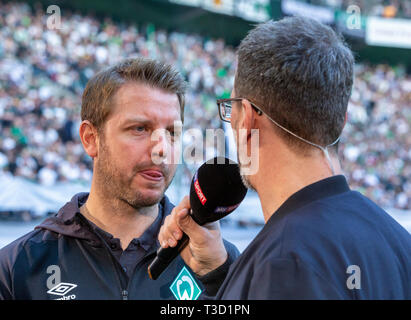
[80,202,164,278]
[201,175,411,299]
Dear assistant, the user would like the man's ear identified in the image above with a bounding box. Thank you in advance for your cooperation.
[241,99,256,136]
[79,120,98,158]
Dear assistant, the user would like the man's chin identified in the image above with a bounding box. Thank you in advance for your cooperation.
[124,191,165,209]
[122,173,173,209]
[142,189,165,202]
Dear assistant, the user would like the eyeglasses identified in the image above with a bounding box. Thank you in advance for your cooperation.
[216,97,342,175]
[217,98,263,123]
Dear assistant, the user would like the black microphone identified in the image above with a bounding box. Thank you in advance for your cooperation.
[148,157,248,280]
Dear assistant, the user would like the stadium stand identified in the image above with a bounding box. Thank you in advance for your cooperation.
[0,2,409,212]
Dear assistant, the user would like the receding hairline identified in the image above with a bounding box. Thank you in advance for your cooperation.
[81,57,187,132]
[97,80,183,132]
[111,80,182,116]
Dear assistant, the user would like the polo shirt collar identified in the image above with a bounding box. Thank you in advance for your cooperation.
[51,192,173,251]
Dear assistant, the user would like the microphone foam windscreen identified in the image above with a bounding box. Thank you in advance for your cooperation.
[189,157,247,225]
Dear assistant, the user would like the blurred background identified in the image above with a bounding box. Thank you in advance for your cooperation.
[0,0,410,251]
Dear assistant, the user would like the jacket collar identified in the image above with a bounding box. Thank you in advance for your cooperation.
[36,192,175,249]
[267,175,351,225]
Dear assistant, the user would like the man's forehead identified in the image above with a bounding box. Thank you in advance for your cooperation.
[110,82,181,122]
[114,82,179,105]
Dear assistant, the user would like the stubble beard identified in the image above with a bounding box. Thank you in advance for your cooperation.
[94,140,175,210]
[230,99,253,190]
[238,154,254,191]
[235,135,255,191]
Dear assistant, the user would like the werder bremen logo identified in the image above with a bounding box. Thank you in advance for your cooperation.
[170,266,202,300]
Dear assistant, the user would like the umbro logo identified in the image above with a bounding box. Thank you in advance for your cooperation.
[47,282,77,296]
[46,265,77,300]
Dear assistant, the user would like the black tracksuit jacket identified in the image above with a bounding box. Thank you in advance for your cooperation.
[0,193,239,300]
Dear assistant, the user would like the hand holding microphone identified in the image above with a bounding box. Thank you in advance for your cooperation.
[148,157,247,280]
[158,196,227,277]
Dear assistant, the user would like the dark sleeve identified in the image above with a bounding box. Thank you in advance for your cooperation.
[247,258,344,299]
[197,239,240,299]
[0,247,14,300]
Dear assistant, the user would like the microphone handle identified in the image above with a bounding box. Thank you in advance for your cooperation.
[148,233,189,280]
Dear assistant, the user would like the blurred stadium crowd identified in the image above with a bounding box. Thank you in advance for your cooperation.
[306,0,411,18]
[0,2,409,210]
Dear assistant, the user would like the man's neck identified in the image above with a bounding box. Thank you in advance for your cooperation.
[253,148,343,223]
[81,185,159,250]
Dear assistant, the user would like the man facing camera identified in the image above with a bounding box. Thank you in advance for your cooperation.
[0,58,238,300]
[159,17,411,299]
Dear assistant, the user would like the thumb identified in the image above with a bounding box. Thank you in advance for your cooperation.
[176,208,205,242]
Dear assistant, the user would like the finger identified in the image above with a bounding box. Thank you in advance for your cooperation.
[158,214,176,248]
[158,225,170,248]
[181,195,190,208]
[166,208,187,246]
[159,209,185,248]
[175,208,208,244]
[173,195,190,214]
[167,237,177,247]
[171,227,183,241]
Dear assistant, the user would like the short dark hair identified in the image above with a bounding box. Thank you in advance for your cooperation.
[81,57,187,131]
[235,16,354,153]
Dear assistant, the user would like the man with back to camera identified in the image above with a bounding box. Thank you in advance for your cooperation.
[0,58,239,300]
[158,16,411,299]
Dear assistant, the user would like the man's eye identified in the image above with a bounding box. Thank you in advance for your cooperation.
[135,126,146,132]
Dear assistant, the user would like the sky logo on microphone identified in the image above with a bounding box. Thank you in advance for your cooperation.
[170,266,202,300]
[193,171,207,205]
